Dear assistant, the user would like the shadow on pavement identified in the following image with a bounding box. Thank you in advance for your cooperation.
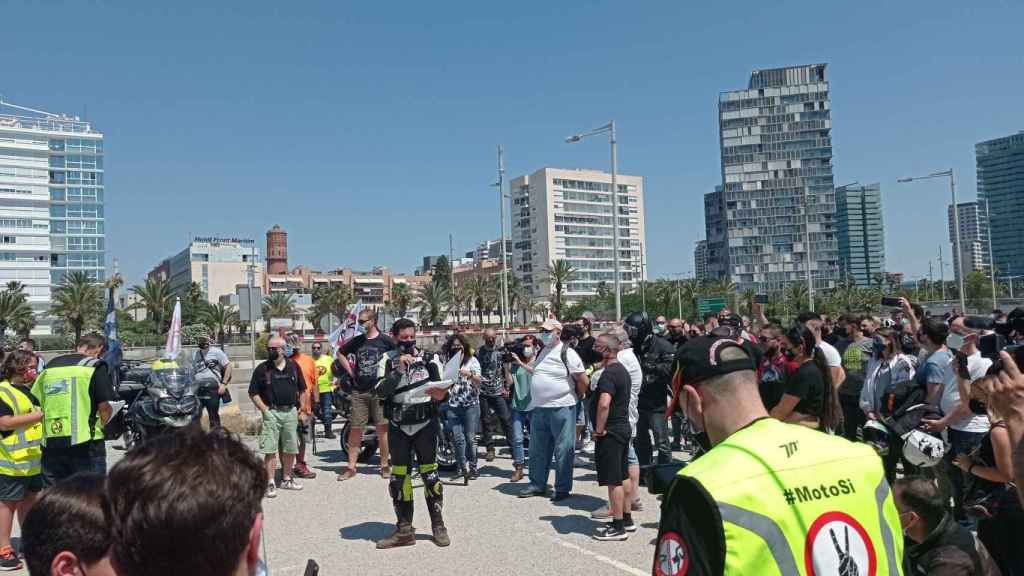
[339,521,397,542]
[575,472,597,482]
[491,483,541,497]
[477,465,513,479]
[550,493,605,513]
[538,513,598,537]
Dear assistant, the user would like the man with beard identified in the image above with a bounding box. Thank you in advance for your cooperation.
[476,329,514,463]
[756,324,787,412]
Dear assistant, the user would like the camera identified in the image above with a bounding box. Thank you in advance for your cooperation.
[560,323,585,342]
[881,296,902,307]
[500,340,527,363]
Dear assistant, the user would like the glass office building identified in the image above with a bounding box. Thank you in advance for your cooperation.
[836,183,885,286]
[709,64,838,292]
[976,132,1024,278]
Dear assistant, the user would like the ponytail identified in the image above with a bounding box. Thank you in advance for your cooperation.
[811,347,840,432]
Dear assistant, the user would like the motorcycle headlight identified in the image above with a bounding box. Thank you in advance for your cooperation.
[156,397,179,415]
[178,396,199,414]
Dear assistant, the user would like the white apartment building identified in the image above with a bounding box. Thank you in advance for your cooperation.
[510,168,646,303]
[0,101,106,334]
[149,237,263,304]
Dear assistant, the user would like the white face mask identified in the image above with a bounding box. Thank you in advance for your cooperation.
[523,346,534,358]
[946,333,966,351]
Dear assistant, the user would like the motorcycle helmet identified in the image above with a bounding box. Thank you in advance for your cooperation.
[860,420,890,456]
[902,429,947,468]
[623,311,653,349]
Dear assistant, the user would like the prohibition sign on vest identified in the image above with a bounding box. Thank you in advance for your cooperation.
[804,511,877,576]
[655,531,690,576]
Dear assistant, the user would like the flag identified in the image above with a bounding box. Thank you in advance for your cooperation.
[102,284,122,373]
[329,300,364,350]
[164,298,182,359]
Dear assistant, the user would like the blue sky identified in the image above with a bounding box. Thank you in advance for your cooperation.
[3,1,1022,285]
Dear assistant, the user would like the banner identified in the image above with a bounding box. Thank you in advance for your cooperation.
[164,298,182,359]
[102,284,122,372]
[329,300,364,350]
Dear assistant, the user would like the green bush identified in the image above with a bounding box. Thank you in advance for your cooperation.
[35,335,75,351]
[255,333,270,360]
[181,324,210,345]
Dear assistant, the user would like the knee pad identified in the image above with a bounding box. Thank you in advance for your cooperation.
[423,471,443,499]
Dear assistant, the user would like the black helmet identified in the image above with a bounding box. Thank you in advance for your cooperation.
[623,311,653,348]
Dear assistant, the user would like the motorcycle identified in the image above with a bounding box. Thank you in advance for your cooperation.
[127,355,200,446]
[105,359,151,450]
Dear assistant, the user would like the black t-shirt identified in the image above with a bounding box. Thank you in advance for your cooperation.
[0,383,39,438]
[37,353,117,451]
[785,361,825,418]
[575,336,602,368]
[248,360,305,407]
[590,362,631,440]
[341,333,396,392]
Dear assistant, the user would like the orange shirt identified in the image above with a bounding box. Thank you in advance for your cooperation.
[291,352,319,413]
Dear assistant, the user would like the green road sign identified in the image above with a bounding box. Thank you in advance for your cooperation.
[697,296,728,317]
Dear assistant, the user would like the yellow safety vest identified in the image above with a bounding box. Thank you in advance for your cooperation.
[314,355,334,393]
[656,418,903,576]
[31,357,103,447]
[0,381,42,477]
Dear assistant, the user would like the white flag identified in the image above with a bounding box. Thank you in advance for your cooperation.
[164,298,182,359]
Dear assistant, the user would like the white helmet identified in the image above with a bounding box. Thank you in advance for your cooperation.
[902,430,947,467]
[861,420,890,456]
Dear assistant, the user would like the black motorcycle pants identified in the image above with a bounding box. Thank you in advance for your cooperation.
[388,417,444,527]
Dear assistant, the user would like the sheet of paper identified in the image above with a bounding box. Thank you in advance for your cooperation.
[424,379,456,391]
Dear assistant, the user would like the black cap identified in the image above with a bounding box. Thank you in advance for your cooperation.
[676,333,756,386]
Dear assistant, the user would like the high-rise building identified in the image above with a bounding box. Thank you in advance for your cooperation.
[710,64,837,292]
[266,224,288,275]
[976,132,1024,277]
[148,237,263,303]
[947,201,990,281]
[510,167,646,302]
[0,100,106,333]
[694,240,708,281]
[836,183,885,286]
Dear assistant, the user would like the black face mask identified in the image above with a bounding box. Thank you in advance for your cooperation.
[267,349,281,361]
[399,340,416,354]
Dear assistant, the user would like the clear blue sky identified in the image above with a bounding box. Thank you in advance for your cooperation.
[3,1,1022,285]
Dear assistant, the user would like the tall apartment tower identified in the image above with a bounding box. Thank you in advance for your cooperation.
[265,224,288,275]
[0,100,106,334]
[836,183,885,286]
[509,167,646,303]
[694,240,708,281]
[976,132,1024,277]
[947,201,991,281]
[711,64,838,292]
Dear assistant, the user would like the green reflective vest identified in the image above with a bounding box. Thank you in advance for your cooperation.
[658,418,904,576]
[315,355,333,393]
[31,358,103,447]
[0,381,42,477]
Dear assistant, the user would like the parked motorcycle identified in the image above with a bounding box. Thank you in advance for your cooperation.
[126,355,200,446]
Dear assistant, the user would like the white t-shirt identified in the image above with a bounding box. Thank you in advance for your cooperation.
[942,351,992,433]
[528,342,585,409]
[617,348,643,437]
[817,341,842,368]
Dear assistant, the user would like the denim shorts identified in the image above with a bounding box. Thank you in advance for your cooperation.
[627,440,638,466]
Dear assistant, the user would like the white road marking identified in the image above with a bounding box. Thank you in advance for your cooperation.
[538,532,648,576]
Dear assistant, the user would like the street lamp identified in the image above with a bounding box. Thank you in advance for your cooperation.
[566,121,621,321]
[492,145,510,333]
[897,170,967,312]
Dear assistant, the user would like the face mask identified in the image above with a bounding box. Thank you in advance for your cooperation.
[22,368,37,382]
[540,332,554,345]
[653,323,666,335]
[312,350,321,358]
[199,341,210,349]
[485,338,496,346]
[282,343,295,357]
[783,349,796,360]
[946,333,966,351]
[399,340,416,354]
[267,349,281,361]
[523,346,534,358]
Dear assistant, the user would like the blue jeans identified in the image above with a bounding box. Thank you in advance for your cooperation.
[319,391,334,427]
[527,405,576,495]
[447,404,480,471]
[511,409,530,467]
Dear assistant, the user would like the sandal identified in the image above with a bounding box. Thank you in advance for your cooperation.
[381,465,392,479]
[336,468,357,482]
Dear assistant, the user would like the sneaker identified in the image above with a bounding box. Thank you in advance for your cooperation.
[582,440,595,454]
[485,447,496,462]
[293,463,317,479]
[265,481,277,499]
[631,500,644,512]
[623,517,637,533]
[469,465,480,480]
[0,546,21,571]
[590,505,612,520]
[281,478,303,491]
[518,486,547,498]
[551,492,572,502]
[593,524,628,541]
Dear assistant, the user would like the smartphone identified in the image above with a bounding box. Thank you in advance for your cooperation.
[880,296,901,307]
[754,294,769,304]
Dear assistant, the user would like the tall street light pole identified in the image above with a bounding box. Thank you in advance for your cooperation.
[898,170,966,312]
[983,199,998,308]
[494,145,511,333]
[567,121,621,321]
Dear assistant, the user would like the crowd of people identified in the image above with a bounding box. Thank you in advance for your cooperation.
[2,298,1024,574]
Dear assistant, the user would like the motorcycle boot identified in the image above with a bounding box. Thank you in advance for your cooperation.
[376,521,416,550]
[421,463,449,547]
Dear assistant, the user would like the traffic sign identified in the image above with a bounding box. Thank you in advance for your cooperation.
[697,296,728,316]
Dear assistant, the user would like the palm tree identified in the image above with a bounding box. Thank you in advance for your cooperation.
[451,282,471,325]
[309,283,354,326]
[506,275,529,327]
[51,271,103,341]
[263,293,296,320]
[416,280,449,327]
[466,275,493,325]
[199,301,239,342]
[546,259,578,319]
[388,283,414,318]
[182,281,206,325]
[4,281,24,295]
[785,282,810,317]
[0,290,34,339]
[129,277,173,333]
